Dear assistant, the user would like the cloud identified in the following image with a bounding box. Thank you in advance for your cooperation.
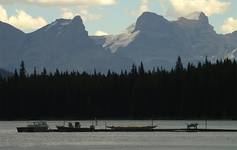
[62,7,103,22]
[221,17,237,34]
[130,0,150,16]
[95,30,108,36]
[169,0,230,17]
[0,0,117,6]
[139,0,150,13]
[62,8,76,19]
[0,5,8,22]
[0,5,47,31]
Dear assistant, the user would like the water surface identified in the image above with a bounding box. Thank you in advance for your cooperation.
[1,120,237,150]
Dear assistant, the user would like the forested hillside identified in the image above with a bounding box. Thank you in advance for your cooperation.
[0,57,237,120]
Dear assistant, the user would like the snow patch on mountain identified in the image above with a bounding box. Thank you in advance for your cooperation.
[103,24,140,53]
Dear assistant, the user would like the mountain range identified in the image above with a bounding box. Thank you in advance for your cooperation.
[0,16,132,73]
[0,11,237,72]
[93,12,237,69]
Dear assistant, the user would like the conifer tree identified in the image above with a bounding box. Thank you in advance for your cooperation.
[19,61,26,78]
[175,56,183,71]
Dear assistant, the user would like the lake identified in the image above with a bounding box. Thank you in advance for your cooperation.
[1,120,237,150]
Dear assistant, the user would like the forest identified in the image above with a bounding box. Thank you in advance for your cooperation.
[0,57,237,120]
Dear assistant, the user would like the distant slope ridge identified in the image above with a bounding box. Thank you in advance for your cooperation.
[0,16,132,72]
[94,11,236,69]
[1,12,237,72]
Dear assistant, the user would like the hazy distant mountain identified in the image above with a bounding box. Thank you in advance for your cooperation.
[0,21,26,70]
[93,12,233,69]
[1,12,237,72]
[0,16,132,73]
[117,12,189,68]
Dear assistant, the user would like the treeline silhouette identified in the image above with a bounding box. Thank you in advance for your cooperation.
[0,57,237,120]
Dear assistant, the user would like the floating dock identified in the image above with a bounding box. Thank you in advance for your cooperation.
[16,121,237,133]
[17,128,237,133]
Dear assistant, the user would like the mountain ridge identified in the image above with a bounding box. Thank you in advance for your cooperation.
[0,16,133,72]
[94,11,237,68]
[1,12,237,72]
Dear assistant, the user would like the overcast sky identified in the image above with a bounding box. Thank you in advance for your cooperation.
[0,0,236,35]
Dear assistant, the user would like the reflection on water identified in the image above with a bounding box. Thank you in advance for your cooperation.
[1,120,237,150]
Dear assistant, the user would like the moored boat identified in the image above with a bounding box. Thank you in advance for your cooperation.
[106,125,157,131]
[56,122,95,132]
[17,121,49,132]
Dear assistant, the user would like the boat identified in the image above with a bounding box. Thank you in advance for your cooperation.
[56,122,95,132]
[106,125,157,131]
[17,121,49,132]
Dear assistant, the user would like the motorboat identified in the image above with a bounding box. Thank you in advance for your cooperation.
[56,122,95,132]
[17,121,49,132]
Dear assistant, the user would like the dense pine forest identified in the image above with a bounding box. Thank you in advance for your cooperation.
[0,57,237,120]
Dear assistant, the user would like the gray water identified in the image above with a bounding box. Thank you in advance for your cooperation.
[1,120,237,150]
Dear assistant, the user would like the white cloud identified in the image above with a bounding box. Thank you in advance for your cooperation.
[62,7,103,21]
[0,5,47,31]
[0,5,8,22]
[62,8,75,19]
[221,17,237,34]
[139,0,149,13]
[169,0,230,17]
[130,0,150,16]
[0,0,117,6]
[95,30,108,36]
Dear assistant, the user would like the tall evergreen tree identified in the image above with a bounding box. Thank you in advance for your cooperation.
[19,61,26,78]
[175,56,183,71]
[138,62,145,75]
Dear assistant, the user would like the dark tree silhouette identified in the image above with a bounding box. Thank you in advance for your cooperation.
[175,56,183,71]
[0,58,237,120]
[19,61,26,78]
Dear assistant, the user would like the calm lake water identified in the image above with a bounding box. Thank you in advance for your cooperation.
[1,120,237,150]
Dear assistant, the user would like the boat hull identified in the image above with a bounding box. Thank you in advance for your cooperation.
[106,126,157,131]
[56,126,94,132]
[17,127,49,132]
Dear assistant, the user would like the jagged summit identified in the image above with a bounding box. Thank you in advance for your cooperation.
[72,16,83,24]
[135,12,170,31]
[45,19,71,30]
[30,15,87,38]
[43,16,84,32]
[68,16,86,33]
[138,12,162,19]
[180,12,209,24]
